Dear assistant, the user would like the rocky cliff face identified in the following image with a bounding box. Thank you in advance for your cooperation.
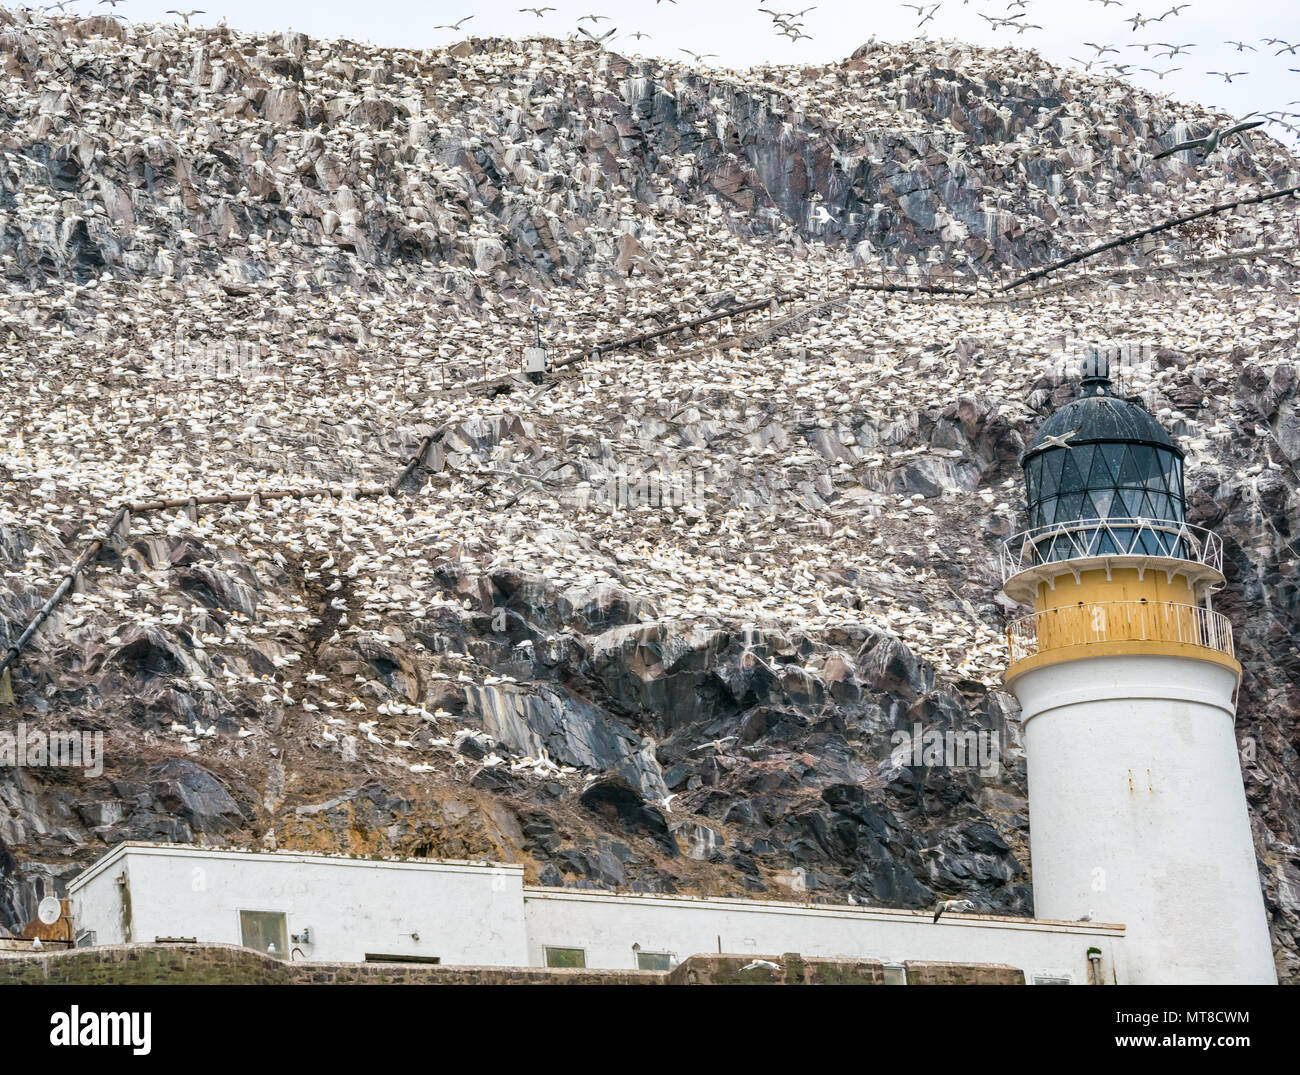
[2,12,1295,288]
[0,12,1297,981]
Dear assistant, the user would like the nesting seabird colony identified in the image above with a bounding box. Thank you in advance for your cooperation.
[1,12,1298,965]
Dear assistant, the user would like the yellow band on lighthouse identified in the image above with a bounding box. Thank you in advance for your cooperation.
[1006,565,1239,683]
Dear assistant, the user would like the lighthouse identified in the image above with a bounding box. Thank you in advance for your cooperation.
[1001,351,1275,984]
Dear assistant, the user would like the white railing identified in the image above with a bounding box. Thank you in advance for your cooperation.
[1006,600,1234,664]
[1000,517,1223,584]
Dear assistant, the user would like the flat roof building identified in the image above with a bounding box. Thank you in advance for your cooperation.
[65,842,1124,983]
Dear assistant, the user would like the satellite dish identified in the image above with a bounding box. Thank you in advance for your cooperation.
[37,896,61,926]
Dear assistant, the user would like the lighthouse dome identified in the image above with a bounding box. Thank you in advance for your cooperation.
[1022,353,1186,560]
[1028,392,1177,457]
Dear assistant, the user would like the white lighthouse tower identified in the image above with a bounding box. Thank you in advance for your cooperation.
[1001,352,1275,984]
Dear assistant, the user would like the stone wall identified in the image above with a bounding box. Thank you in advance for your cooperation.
[900,959,1024,985]
[666,952,885,984]
[0,943,1025,985]
[0,943,659,985]
[665,952,1023,984]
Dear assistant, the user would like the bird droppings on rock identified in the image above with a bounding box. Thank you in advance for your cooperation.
[0,11,1298,982]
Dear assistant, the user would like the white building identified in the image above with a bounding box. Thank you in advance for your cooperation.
[522,886,1122,981]
[69,842,528,966]
[67,842,1122,983]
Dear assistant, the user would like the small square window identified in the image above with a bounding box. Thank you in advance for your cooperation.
[239,910,288,960]
[636,951,672,971]
[544,946,586,968]
[883,963,907,985]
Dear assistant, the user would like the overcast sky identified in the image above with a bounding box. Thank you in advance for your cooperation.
[66,1,1300,140]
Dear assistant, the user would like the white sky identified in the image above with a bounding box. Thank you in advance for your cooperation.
[53,1,1300,140]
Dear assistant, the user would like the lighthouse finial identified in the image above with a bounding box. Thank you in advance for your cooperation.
[1080,347,1111,395]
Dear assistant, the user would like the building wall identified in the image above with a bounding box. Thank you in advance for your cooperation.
[522,888,1120,983]
[1016,654,1276,984]
[69,845,528,966]
[67,843,1123,982]
[72,855,130,946]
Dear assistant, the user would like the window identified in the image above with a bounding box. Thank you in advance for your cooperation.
[1028,441,1185,538]
[883,962,907,985]
[75,930,96,948]
[1033,975,1071,985]
[544,946,586,968]
[239,910,288,960]
[636,951,672,971]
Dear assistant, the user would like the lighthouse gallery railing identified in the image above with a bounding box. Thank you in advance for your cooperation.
[1000,517,1224,583]
[1006,600,1235,664]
